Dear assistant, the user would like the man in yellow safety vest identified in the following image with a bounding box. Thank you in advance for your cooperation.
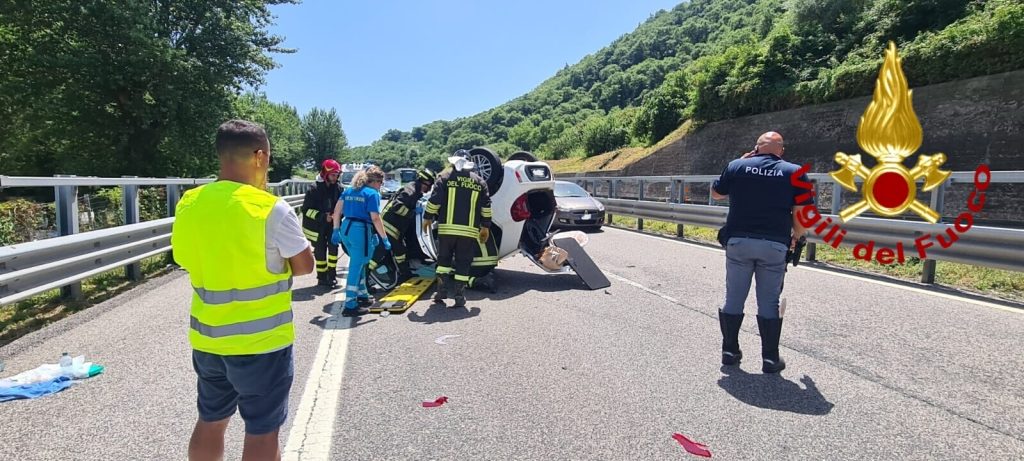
[171,119,314,460]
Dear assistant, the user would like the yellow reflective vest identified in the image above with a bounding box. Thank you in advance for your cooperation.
[171,181,294,355]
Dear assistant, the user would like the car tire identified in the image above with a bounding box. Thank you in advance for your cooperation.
[468,147,503,194]
[507,151,538,162]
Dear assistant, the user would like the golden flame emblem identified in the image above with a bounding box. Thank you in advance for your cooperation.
[830,41,950,223]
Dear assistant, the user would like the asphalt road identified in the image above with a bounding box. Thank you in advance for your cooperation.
[1,227,1022,460]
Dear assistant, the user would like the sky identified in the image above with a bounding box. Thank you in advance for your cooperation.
[261,0,682,147]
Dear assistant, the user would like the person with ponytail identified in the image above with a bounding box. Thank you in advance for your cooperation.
[330,166,391,316]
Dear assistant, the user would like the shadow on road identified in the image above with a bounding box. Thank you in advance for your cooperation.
[481,268,594,301]
[293,284,333,302]
[717,367,834,415]
[308,301,378,329]
[407,302,481,324]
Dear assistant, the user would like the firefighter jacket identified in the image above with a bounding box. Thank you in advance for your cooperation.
[424,169,492,239]
[381,182,423,239]
[301,180,341,241]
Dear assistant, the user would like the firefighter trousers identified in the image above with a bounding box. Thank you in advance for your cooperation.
[435,234,477,284]
[313,234,339,285]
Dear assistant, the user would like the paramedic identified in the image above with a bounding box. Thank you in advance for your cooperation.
[330,166,390,316]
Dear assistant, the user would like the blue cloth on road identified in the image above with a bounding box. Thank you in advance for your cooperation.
[0,376,72,402]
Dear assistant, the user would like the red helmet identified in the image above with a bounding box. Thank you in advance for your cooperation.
[321,159,341,179]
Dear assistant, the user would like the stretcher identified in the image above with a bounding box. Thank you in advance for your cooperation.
[368,276,435,313]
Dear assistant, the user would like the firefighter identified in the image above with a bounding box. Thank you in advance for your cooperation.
[371,168,436,281]
[302,159,343,288]
[422,150,491,308]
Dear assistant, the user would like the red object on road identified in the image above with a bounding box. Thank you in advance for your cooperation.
[422,396,449,408]
[672,433,712,458]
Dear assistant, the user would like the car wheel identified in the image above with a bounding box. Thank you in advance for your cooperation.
[468,147,503,194]
[507,151,538,162]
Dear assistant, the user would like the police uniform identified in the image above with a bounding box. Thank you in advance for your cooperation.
[713,153,813,373]
[301,177,341,287]
[423,166,491,307]
[370,170,434,280]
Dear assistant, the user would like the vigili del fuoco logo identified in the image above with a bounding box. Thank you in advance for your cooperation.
[790,41,991,265]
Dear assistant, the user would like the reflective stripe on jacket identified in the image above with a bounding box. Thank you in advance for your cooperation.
[171,181,294,355]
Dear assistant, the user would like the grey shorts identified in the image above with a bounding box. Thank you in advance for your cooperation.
[192,346,294,435]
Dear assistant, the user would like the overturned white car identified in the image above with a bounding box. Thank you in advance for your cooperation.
[366,148,609,292]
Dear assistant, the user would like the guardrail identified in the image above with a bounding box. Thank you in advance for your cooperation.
[565,171,1024,283]
[0,175,312,306]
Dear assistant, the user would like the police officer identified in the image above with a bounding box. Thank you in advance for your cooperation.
[711,131,811,374]
[301,159,343,288]
[422,149,492,308]
[371,168,435,281]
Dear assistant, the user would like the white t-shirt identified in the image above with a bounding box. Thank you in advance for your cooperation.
[265,198,311,274]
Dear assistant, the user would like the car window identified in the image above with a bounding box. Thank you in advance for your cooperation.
[554,182,588,198]
[400,170,417,182]
[341,171,356,184]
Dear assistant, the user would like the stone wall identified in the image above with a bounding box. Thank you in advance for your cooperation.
[620,70,1024,223]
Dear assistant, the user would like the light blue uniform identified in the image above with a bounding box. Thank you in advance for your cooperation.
[339,185,380,309]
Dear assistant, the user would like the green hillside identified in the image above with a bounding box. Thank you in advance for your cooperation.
[348,0,1023,172]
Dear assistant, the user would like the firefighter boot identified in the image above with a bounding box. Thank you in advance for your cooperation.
[397,261,413,283]
[756,315,786,373]
[718,311,744,366]
[432,274,449,304]
[452,281,467,308]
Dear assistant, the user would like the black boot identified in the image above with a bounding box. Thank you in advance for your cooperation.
[718,311,744,366]
[396,261,412,283]
[432,274,449,303]
[756,315,786,373]
[452,281,467,308]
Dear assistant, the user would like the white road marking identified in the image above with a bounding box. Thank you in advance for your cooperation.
[434,334,461,345]
[603,226,1023,314]
[282,292,353,461]
[605,272,682,305]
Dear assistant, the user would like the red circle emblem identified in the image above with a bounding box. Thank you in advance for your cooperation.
[872,172,910,208]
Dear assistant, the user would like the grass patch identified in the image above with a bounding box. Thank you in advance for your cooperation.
[549,121,695,175]
[609,216,1024,303]
[0,255,174,347]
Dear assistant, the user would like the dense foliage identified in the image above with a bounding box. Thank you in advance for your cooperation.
[354,0,1023,165]
[2,0,1021,180]
[0,1,347,181]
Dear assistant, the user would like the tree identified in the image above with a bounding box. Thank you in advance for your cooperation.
[301,107,348,168]
[0,0,299,178]
[233,93,304,181]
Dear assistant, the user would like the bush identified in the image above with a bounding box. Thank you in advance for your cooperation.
[0,199,56,246]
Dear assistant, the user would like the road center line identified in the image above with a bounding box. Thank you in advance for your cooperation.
[282,292,352,461]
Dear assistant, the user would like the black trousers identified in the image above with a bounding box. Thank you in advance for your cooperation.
[436,235,476,283]
[313,234,339,283]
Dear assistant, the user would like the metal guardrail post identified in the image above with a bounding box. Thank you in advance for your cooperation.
[165,181,181,266]
[607,179,616,222]
[637,179,645,231]
[806,180,820,262]
[55,176,83,300]
[921,182,947,284]
[671,179,684,237]
[122,178,142,281]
